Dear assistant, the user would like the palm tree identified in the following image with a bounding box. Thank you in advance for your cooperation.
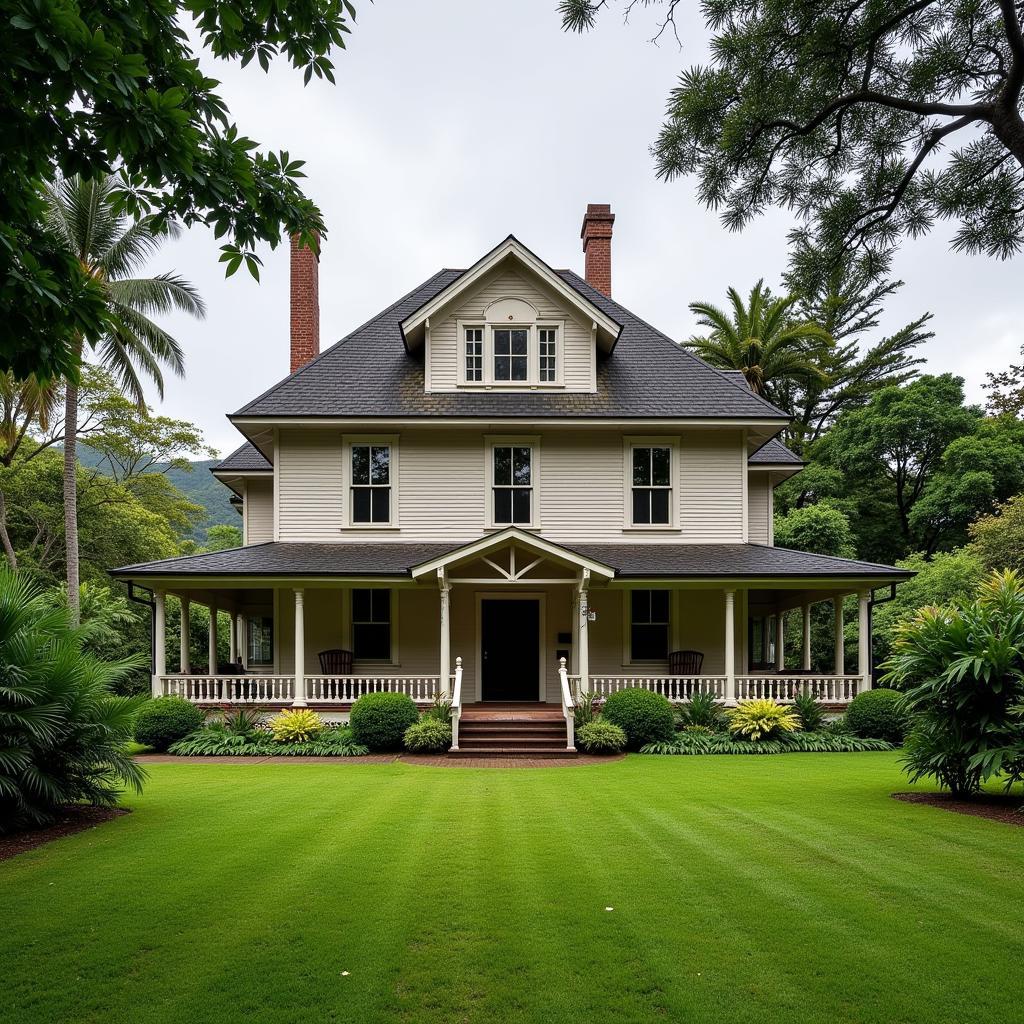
[44,176,205,622]
[685,281,832,404]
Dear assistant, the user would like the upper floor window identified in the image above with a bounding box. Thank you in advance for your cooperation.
[351,444,391,524]
[465,327,483,382]
[492,444,533,525]
[538,328,557,382]
[493,328,529,382]
[631,445,672,526]
[352,589,392,661]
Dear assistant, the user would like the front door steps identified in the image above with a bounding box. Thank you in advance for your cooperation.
[451,702,576,759]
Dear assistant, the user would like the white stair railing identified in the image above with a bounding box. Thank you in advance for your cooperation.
[558,657,576,752]
[449,656,463,752]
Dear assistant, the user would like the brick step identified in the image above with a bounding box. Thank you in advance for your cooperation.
[448,747,578,759]
[460,711,565,723]
[457,735,570,750]
[457,727,566,740]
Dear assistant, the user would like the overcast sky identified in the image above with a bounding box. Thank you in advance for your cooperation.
[142,0,1022,457]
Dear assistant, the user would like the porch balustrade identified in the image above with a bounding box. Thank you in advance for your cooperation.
[587,674,864,704]
[157,673,442,705]
[588,675,730,701]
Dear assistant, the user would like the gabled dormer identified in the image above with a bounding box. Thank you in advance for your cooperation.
[400,235,621,395]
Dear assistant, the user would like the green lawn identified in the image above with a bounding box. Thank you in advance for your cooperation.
[1,753,1021,1024]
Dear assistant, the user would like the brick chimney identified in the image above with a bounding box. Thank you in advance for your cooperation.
[580,203,614,296]
[290,232,320,373]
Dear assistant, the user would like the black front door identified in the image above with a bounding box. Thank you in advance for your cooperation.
[481,599,540,701]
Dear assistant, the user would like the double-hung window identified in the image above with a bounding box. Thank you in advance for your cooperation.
[352,589,392,661]
[464,327,483,382]
[538,327,557,382]
[631,445,672,526]
[493,328,529,382]
[492,444,533,525]
[630,591,670,661]
[247,615,273,665]
[351,443,391,524]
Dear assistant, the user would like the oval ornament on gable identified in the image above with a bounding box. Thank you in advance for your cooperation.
[485,297,537,323]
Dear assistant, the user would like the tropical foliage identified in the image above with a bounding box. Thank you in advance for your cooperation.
[727,699,800,741]
[0,568,146,833]
[641,732,892,755]
[170,723,368,757]
[268,708,325,743]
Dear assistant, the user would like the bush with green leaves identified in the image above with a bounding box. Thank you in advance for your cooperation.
[675,691,726,731]
[573,691,600,731]
[576,719,627,754]
[269,708,324,743]
[170,724,367,757]
[883,570,1024,796]
[349,692,420,751]
[0,568,146,833]
[601,689,676,750]
[792,693,827,732]
[642,732,893,755]
[727,700,799,741]
[422,694,452,724]
[845,689,907,744]
[403,717,452,753]
[134,696,205,752]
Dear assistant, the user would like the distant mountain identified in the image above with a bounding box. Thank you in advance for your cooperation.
[77,448,238,542]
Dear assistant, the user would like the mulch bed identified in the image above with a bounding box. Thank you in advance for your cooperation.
[0,806,130,862]
[893,791,1024,827]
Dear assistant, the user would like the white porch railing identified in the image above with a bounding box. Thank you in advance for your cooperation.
[157,673,443,704]
[557,657,576,752]
[589,675,730,701]
[587,674,865,704]
[450,656,464,752]
[307,675,441,703]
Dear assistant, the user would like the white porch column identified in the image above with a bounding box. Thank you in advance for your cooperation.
[774,611,786,671]
[292,588,307,706]
[438,570,451,698]
[229,610,238,664]
[238,614,248,670]
[208,603,218,674]
[569,590,580,676]
[833,595,845,676]
[179,597,191,674]
[152,590,166,697]
[724,589,736,703]
[577,569,591,694]
[802,604,812,671]
[858,589,871,693]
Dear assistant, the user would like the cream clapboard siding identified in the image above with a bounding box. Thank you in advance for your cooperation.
[427,267,595,392]
[746,473,773,545]
[243,478,274,544]
[276,426,747,544]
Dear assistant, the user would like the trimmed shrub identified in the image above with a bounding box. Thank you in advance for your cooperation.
[576,719,627,754]
[845,688,907,743]
[134,696,204,751]
[349,691,420,751]
[269,708,324,743]
[727,699,799,741]
[403,717,452,753]
[601,688,675,750]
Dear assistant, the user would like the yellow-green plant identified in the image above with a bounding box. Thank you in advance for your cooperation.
[269,708,324,743]
[727,700,799,741]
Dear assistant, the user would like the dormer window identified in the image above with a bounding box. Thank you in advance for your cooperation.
[539,328,557,382]
[464,327,483,382]
[493,328,529,382]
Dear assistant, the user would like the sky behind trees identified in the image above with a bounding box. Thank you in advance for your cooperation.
[143,0,1022,454]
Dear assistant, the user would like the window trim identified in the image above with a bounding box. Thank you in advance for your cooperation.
[246,613,274,667]
[456,319,565,389]
[342,434,400,530]
[622,436,681,531]
[623,588,673,666]
[350,587,398,665]
[484,435,541,530]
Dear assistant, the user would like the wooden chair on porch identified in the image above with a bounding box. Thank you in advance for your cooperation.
[669,650,704,675]
[318,649,353,675]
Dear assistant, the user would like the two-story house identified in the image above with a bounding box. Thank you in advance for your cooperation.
[114,205,909,754]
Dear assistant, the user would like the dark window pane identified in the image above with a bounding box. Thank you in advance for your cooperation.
[370,446,389,484]
[651,447,671,486]
[632,489,650,524]
[511,330,528,354]
[631,590,650,624]
[354,623,390,660]
[511,356,527,381]
[494,488,512,523]
[650,589,670,622]
[371,488,390,523]
[351,446,370,485]
[370,588,390,621]
[495,356,511,380]
[352,588,371,622]
[494,330,510,354]
[511,488,531,523]
[650,488,670,524]
[352,488,371,522]
[633,447,650,487]
[512,447,531,485]
[632,624,668,661]
[494,447,511,485]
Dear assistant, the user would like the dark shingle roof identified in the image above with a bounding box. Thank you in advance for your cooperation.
[214,443,272,473]
[112,540,909,580]
[232,268,788,421]
[748,438,803,465]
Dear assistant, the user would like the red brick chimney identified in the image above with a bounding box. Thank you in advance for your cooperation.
[580,203,614,296]
[290,232,320,373]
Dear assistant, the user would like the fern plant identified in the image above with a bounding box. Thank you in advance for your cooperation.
[727,700,800,741]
